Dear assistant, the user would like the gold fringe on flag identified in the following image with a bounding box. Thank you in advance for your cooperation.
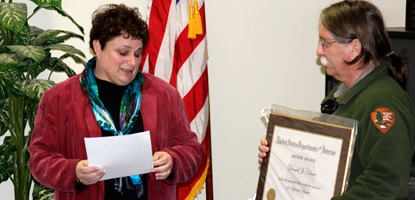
[188,2,197,39]
[185,158,210,200]
[194,0,203,35]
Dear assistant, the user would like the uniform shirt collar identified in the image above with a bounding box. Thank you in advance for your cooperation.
[322,60,389,106]
[334,63,376,98]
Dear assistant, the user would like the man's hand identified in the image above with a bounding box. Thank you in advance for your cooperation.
[258,137,269,163]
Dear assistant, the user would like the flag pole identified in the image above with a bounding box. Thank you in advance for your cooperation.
[206,100,213,200]
[206,132,213,199]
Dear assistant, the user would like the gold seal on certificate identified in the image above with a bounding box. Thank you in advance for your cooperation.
[256,105,357,200]
[266,188,276,200]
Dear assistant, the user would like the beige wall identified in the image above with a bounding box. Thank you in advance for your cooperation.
[0,0,406,199]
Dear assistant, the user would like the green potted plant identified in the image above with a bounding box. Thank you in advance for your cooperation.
[0,0,86,199]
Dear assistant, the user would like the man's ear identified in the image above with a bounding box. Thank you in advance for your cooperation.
[348,38,362,60]
[92,40,102,56]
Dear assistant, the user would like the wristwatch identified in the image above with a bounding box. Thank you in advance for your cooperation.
[75,177,86,190]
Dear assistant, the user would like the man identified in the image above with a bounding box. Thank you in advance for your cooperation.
[259,1,415,199]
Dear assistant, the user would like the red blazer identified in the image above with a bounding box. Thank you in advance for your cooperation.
[28,73,204,200]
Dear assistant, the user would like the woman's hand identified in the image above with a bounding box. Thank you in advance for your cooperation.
[152,151,173,180]
[258,137,269,163]
[75,160,105,185]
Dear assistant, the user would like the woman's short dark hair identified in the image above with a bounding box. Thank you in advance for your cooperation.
[320,0,407,89]
[89,4,149,53]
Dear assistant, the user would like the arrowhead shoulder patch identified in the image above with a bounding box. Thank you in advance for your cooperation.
[370,107,395,134]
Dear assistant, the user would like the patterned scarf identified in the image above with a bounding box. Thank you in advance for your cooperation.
[80,57,144,185]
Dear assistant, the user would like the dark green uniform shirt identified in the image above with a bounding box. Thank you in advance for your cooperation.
[323,61,415,200]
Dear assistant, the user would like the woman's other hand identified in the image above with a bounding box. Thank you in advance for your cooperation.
[152,151,173,180]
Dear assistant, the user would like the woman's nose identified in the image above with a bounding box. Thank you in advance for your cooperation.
[126,54,137,66]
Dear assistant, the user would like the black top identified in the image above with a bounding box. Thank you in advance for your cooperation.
[96,78,148,200]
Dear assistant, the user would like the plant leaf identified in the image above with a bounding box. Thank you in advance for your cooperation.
[0,54,20,71]
[47,44,85,58]
[14,79,55,101]
[14,23,31,45]
[34,30,84,46]
[0,137,14,183]
[6,45,45,63]
[26,99,38,133]
[0,80,6,99]
[0,75,8,137]
[29,26,46,42]
[58,31,84,41]
[30,28,84,46]
[0,29,3,44]
[30,0,62,9]
[32,180,54,200]
[0,99,8,137]
[31,30,61,45]
[0,68,24,86]
[32,5,84,34]
[0,72,7,100]
[0,3,28,35]
[60,53,86,65]
[30,26,45,34]
[45,57,77,77]
[0,45,6,53]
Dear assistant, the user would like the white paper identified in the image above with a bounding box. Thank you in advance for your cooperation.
[265,126,343,200]
[84,131,154,181]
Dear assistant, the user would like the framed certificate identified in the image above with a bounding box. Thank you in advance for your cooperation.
[256,112,356,200]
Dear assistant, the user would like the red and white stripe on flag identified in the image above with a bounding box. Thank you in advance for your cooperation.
[140,0,210,199]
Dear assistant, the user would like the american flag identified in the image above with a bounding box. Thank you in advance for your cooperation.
[140,0,211,199]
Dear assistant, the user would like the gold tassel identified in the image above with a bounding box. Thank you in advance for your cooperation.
[188,2,197,39]
[194,0,203,35]
[185,158,210,200]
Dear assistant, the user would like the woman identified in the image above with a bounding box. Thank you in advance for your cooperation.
[28,4,204,200]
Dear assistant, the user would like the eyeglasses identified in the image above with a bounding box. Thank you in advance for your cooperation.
[321,98,338,114]
[319,39,337,50]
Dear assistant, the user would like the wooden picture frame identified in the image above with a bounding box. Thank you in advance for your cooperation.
[256,112,356,200]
